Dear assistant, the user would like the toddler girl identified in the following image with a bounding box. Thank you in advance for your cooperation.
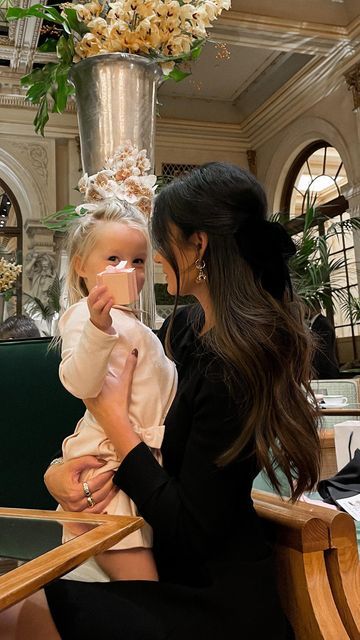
[58,200,177,581]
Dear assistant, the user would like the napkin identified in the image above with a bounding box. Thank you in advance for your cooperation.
[317,448,360,506]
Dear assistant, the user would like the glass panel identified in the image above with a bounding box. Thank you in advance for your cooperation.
[335,324,353,338]
[0,516,101,568]
[0,196,16,230]
[0,237,17,259]
[334,285,359,334]
[290,146,348,218]
[0,2,9,37]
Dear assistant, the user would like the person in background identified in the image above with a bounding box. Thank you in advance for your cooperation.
[0,162,321,640]
[308,302,340,379]
[0,314,40,340]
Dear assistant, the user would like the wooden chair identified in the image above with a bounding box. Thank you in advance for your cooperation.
[319,428,337,481]
[320,507,360,639]
[252,489,350,639]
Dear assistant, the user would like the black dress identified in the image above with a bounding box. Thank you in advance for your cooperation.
[45,307,288,639]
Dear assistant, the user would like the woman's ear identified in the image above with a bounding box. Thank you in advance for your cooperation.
[189,231,208,259]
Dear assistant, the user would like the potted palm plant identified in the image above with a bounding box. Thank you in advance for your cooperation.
[277,204,360,317]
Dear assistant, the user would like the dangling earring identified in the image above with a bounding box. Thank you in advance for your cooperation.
[195,258,207,283]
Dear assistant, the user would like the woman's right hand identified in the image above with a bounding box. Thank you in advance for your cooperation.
[44,456,118,514]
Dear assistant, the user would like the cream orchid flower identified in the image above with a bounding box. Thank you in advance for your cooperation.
[75,33,102,58]
[160,60,175,75]
[87,17,110,41]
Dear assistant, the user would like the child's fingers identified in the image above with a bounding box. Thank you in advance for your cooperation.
[103,298,113,314]
[89,290,113,312]
[88,285,108,304]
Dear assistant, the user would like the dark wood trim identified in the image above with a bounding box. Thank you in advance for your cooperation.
[285,195,349,235]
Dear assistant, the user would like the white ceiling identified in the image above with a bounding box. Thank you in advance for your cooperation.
[0,0,359,142]
[157,0,360,126]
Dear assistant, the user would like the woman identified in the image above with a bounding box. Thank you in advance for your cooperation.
[2,163,320,639]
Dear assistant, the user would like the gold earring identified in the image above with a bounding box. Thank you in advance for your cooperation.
[195,258,207,283]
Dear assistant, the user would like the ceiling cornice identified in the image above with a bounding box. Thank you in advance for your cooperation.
[242,41,360,147]
[212,10,358,55]
[156,118,250,152]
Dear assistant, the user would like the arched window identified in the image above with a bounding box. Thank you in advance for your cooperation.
[0,178,22,319]
[281,142,359,363]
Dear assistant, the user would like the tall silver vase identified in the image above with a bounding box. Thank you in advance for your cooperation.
[70,53,162,327]
[70,52,162,176]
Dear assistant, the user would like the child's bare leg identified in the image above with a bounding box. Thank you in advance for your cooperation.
[96,548,158,581]
[0,590,60,640]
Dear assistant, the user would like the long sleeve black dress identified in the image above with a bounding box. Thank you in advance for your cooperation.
[45,306,289,639]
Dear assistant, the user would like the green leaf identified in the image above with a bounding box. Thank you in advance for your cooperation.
[26,82,49,104]
[42,205,78,231]
[6,4,64,25]
[3,289,15,302]
[190,42,204,60]
[168,67,191,82]
[21,63,57,88]
[62,7,89,35]
[38,38,58,53]
[33,95,49,136]
[51,64,73,113]
[56,35,74,65]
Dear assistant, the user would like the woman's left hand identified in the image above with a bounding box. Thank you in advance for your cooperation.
[84,349,140,461]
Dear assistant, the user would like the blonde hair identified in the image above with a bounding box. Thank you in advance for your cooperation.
[64,200,150,307]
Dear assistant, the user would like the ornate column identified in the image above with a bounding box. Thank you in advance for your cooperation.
[344,63,360,171]
[345,63,360,112]
[343,64,360,293]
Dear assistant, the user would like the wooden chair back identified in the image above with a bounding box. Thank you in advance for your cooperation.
[252,489,350,639]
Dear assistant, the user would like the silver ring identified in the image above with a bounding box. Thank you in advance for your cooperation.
[86,495,95,507]
[82,481,91,498]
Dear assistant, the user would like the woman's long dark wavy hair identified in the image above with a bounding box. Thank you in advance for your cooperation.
[152,162,320,501]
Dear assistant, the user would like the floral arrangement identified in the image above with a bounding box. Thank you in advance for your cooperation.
[7,0,231,135]
[0,257,22,294]
[43,140,157,230]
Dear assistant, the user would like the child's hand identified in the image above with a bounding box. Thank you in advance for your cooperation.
[87,285,115,334]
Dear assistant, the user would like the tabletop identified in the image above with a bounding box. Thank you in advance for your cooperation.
[0,507,143,611]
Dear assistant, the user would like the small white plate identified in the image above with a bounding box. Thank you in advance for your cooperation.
[320,401,348,409]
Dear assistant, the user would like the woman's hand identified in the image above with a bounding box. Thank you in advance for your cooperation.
[44,456,118,514]
[84,350,140,461]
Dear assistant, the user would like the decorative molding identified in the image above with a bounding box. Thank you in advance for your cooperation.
[12,142,48,182]
[344,63,360,111]
[0,93,76,113]
[156,118,249,152]
[242,44,360,148]
[261,116,355,211]
[213,11,358,55]
[342,183,360,201]
[28,144,48,181]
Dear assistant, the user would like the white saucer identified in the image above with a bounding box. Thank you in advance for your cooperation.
[320,402,348,409]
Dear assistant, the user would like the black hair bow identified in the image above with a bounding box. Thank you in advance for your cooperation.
[236,220,296,301]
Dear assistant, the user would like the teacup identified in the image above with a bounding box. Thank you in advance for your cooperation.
[322,395,348,407]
